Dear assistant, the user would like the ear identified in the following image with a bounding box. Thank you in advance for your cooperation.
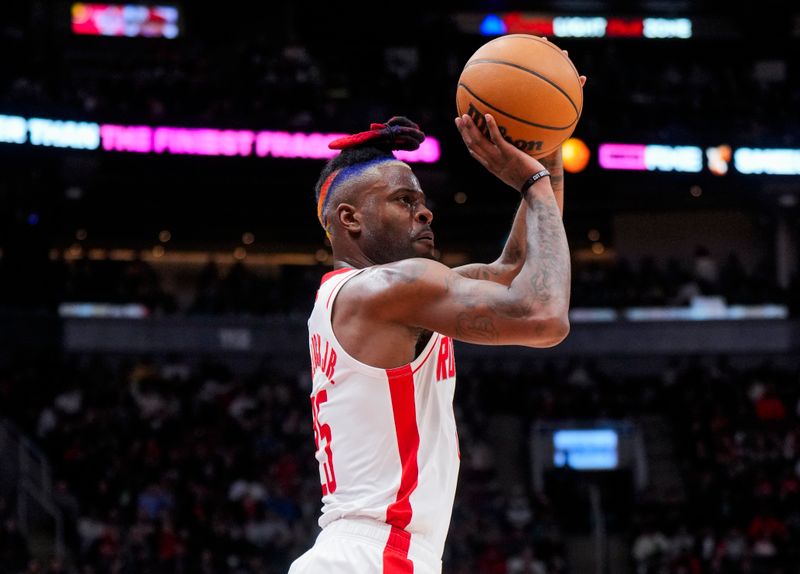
[336,203,362,234]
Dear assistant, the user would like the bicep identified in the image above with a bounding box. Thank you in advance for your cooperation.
[373,260,564,348]
[451,262,517,286]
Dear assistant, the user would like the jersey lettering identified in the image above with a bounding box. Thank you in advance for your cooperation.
[310,332,337,385]
[436,336,456,381]
[311,389,337,495]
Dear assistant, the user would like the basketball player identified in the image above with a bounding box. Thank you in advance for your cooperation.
[290,88,581,573]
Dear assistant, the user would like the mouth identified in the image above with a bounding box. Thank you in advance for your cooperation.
[414,230,435,242]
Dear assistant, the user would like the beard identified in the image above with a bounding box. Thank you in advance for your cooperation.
[361,227,434,264]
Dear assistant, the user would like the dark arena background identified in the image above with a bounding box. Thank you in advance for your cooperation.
[1,2,799,573]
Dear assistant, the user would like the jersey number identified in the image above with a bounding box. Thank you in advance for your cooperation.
[311,390,337,495]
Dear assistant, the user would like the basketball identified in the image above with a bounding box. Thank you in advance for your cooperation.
[456,34,583,158]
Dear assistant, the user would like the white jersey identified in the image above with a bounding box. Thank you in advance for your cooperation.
[306,267,460,562]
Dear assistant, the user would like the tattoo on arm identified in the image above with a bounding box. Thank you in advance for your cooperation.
[452,200,529,285]
[539,157,565,215]
[549,172,564,191]
[501,234,524,266]
[522,193,571,309]
[539,157,564,190]
[456,265,502,281]
[455,311,499,343]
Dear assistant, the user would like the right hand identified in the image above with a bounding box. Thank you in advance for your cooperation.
[455,112,546,192]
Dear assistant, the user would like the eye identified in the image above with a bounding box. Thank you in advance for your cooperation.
[399,195,413,205]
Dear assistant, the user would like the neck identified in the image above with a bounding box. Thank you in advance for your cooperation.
[333,252,378,270]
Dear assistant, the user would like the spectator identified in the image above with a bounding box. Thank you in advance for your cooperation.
[632,526,670,573]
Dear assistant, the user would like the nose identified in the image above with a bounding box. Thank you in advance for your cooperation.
[415,204,433,225]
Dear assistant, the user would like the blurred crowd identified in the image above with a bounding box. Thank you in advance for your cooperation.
[578,46,798,145]
[1,6,799,574]
[628,357,800,574]
[2,350,800,573]
[533,356,800,574]
[0,354,568,574]
[2,246,797,316]
[0,9,797,144]
[572,248,799,310]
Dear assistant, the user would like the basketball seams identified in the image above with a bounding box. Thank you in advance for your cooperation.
[479,34,581,80]
[509,34,582,78]
[462,59,580,115]
[458,34,583,156]
[457,83,578,131]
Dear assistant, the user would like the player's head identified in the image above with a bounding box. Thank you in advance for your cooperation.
[314,116,435,265]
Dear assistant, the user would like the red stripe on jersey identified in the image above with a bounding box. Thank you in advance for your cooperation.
[320,267,353,286]
[385,364,420,530]
[382,525,413,573]
[384,365,419,571]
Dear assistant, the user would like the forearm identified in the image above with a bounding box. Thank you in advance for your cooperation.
[454,175,563,285]
[509,181,571,319]
[452,112,566,289]
[455,161,563,282]
[453,201,526,285]
[539,151,564,215]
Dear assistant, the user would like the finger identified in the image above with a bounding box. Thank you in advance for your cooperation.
[580,75,587,86]
[455,115,474,141]
[458,116,491,156]
[458,114,477,137]
[455,117,472,138]
[484,114,508,150]
[454,119,466,139]
[460,114,493,149]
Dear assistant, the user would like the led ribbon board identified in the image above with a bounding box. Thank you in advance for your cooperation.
[598,143,703,172]
[478,13,692,39]
[72,3,180,38]
[0,114,441,163]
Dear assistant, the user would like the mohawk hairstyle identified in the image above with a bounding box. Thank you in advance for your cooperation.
[313,116,425,230]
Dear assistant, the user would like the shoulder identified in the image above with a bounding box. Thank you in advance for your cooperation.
[338,258,452,312]
[354,258,449,293]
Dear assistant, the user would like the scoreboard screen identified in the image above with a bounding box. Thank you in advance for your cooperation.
[71,3,180,38]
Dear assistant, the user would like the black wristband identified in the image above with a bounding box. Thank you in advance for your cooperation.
[520,169,551,196]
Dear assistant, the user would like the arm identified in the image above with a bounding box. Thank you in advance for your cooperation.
[453,67,584,285]
[362,114,571,348]
[451,201,526,286]
[540,146,565,215]
[451,129,566,287]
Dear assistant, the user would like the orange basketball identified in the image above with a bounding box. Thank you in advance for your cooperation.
[456,34,583,158]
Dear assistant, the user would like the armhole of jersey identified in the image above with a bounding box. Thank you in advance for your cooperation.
[325,268,366,321]
[321,268,388,378]
[320,268,441,377]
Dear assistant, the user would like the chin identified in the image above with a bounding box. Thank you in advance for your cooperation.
[412,243,436,260]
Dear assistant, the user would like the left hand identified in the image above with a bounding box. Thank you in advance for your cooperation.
[455,112,547,192]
